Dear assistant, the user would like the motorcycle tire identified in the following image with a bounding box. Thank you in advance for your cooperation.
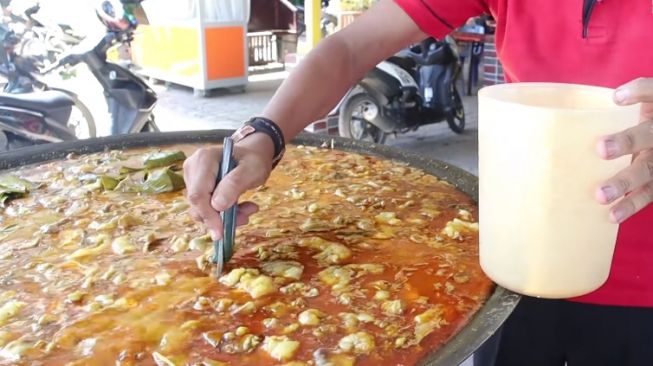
[338,93,387,144]
[446,88,465,134]
[53,89,97,139]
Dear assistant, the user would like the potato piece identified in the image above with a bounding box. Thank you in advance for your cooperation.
[189,236,211,252]
[117,213,142,229]
[0,339,33,361]
[339,313,358,329]
[414,306,448,342]
[193,297,213,311]
[261,261,304,280]
[235,326,250,336]
[299,218,333,232]
[338,332,375,354]
[300,237,351,266]
[240,274,277,299]
[66,241,109,260]
[0,300,25,326]
[374,290,390,301]
[381,300,405,316]
[111,236,136,255]
[298,309,324,326]
[317,266,354,289]
[170,235,189,253]
[218,268,250,287]
[155,272,172,286]
[442,218,479,240]
[262,336,300,361]
[66,291,86,303]
[374,212,401,226]
[159,328,191,354]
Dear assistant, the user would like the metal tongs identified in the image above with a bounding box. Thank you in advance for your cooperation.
[212,137,238,278]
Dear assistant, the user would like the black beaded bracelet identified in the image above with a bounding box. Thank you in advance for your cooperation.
[232,117,286,168]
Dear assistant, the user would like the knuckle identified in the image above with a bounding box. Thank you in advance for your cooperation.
[187,192,205,205]
[641,184,653,204]
[616,178,631,193]
[621,132,636,152]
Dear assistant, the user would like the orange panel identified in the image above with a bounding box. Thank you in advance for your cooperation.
[204,27,245,80]
[132,25,201,78]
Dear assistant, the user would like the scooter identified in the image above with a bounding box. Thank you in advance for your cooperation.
[0,2,158,151]
[334,36,465,144]
[0,24,95,151]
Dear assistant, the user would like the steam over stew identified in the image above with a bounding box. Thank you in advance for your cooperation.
[0,144,492,366]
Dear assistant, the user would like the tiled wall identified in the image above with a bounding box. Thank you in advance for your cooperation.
[482,38,505,86]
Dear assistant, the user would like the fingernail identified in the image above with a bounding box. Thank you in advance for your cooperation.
[610,208,626,223]
[615,88,630,104]
[601,185,617,202]
[604,139,618,158]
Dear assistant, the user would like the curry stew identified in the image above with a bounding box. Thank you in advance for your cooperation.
[0,145,492,366]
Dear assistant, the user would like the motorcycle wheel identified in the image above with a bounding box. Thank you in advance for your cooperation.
[65,94,97,139]
[338,93,387,144]
[446,88,465,134]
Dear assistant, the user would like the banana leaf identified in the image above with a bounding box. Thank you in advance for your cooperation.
[0,176,32,193]
[143,151,186,169]
[99,176,121,191]
[114,172,146,193]
[0,176,33,206]
[141,168,186,194]
[119,165,143,175]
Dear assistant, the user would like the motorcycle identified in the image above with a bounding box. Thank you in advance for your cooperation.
[333,36,465,144]
[0,0,158,151]
[0,23,95,151]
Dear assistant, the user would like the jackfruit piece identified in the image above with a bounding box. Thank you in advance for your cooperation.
[338,332,375,354]
[111,236,136,255]
[0,300,25,326]
[298,309,324,326]
[442,218,479,240]
[261,261,304,280]
[262,336,300,361]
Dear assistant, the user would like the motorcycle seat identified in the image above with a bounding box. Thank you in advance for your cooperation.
[0,90,74,113]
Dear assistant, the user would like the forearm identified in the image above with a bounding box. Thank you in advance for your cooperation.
[259,0,426,141]
[261,34,361,141]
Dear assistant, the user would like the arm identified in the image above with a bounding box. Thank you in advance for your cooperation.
[184,0,426,239]
[260,0,426,140]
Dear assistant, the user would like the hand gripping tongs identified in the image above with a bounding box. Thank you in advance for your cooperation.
[212,137,238,278]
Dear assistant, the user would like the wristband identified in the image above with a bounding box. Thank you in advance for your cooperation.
[232,117,286,168]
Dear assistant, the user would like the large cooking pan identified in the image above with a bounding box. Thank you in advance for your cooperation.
[0,130,520,366]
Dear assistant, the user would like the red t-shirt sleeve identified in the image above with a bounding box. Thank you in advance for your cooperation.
[394,0,489,38]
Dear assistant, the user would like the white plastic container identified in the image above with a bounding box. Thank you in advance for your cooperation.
[478,83,640,298]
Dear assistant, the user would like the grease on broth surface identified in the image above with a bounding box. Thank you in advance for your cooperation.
[0,145,491,366]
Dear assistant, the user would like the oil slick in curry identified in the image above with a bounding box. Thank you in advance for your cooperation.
[0,144,490,366]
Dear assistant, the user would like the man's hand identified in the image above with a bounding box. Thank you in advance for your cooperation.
[596,78,653,223]
[183,134,274,240]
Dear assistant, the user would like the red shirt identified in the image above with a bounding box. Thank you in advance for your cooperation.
[395,0,653,307]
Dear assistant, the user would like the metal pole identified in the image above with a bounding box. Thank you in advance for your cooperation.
[305,0,322,50]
